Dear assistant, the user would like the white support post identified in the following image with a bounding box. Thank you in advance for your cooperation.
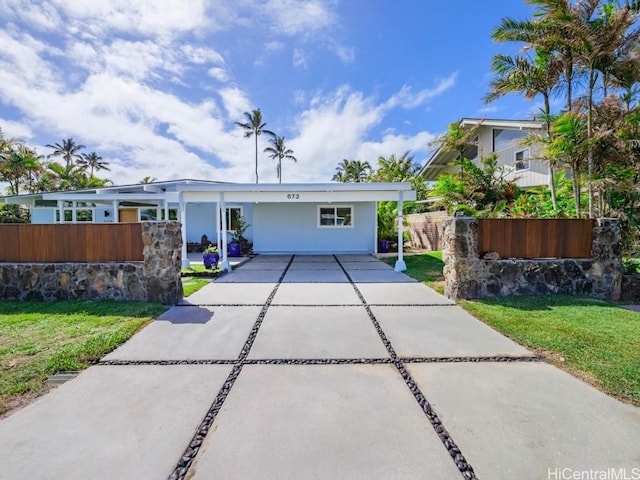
[220,193,231,272]
[374,201,379,254]
[394,191,407,272]
[112,201,119,222]
[216,201,221,253]
[164,200,169,222]
[180,193,190,268]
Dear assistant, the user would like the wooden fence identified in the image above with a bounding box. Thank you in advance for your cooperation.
[0,224,144,262]
[479,219,595,259]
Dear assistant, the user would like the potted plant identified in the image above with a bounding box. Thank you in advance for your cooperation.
[202,244,220,269]
[228,216,250,257]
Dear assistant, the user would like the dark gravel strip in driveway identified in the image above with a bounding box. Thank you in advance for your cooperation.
[168,255,295,480]
[333,255,479,480]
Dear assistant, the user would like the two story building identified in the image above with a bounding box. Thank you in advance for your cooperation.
[420,118,550,189]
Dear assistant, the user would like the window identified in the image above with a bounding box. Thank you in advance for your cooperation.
[318,206,353,228]
[515,149,530,171]
[493,128,527,152]
[56,206,95,222]
[160,209,179,221]
[140,208,159,221]
[225,207,242,231]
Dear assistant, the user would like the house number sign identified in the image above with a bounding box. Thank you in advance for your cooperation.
[286,193,300,200]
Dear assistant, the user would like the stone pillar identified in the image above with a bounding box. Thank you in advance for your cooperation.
[442,217,483,300]
[590,218,622,300]
[142,222,183,304]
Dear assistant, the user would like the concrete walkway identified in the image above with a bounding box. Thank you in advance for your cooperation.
[1,254,639,480]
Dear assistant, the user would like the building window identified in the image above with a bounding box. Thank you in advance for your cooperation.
[515,149,530,171]
[493,128,527,152]
[160,209,179,221]
[224,207,242,231]
[56,207,95,222]
[318,206,353,228]
[140,208,159,221]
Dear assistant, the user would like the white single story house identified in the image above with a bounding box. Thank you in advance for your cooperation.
[2,180,416,272]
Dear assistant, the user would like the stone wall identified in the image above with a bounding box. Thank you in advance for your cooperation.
[0,222,183,304]
[443,217,622,300]
[406,211,447,251]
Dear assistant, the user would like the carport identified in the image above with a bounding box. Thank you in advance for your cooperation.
[175,182,416,272]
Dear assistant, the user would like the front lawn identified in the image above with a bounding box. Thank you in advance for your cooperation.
[385,251,445,293]
[0,301,167,417]
[396,251,640,406]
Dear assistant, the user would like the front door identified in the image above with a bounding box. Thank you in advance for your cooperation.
[118,208,138,223]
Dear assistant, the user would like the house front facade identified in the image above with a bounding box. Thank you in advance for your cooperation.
[2,180,416,271]
[421,118,550,188]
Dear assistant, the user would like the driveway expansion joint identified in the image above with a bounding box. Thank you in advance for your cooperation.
[333,254,479,480]
[168,254,296,480]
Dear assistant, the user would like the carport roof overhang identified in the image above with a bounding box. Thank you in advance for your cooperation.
[180,183,416,203]
[17,182,416,204]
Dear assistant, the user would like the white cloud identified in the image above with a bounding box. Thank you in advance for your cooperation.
[262,0,336,36]
[50,0,211,38]
[180,45,225,65]
[208,67,229,82]
[0,118,33,141]
[281,86,434,182]
[218,87,252,120]
[334,45,355,64]
[387,72,459,109]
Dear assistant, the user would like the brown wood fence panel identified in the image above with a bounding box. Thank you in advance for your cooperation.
[479,219,594,259]
[0,224,143,262]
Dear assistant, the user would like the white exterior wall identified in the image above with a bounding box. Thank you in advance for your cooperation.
[475,126,550,189]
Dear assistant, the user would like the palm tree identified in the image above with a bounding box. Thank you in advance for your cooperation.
[492,1,580,112]
[264,134,297,183]
[0,144,40,196]
[332,159,352,182]
[78,152,109,177]
[485,49,562,209]
[350,160,372,182]
[46,138,85,169]
[374,151,418,181]
[235,109,274,184]
[139,176,157,184]
[546,112,590,217]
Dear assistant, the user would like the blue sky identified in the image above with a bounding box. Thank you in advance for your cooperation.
[0,0,539,186]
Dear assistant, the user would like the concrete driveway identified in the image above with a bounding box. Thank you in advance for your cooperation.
[1,254,639,480]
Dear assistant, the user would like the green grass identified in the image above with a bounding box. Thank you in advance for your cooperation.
[182,277,211,297]
[181,264,221,275]
[0,300,167,417]
[386,251,445,293]
[396,251,640,406]
[461,296,640,405]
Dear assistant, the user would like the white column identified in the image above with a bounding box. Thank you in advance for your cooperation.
[112,201,119,222]
[216,201,221,252]
[180,193,189,268]
[220,193,231,272]
[164,199,169,222]
[374,202,379,254]
[394,191,407,272]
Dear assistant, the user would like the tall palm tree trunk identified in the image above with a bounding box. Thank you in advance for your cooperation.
[587,70,596,218]
[254,135,259,184]
[544,95,557,211]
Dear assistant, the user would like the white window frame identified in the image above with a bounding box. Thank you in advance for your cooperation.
[222,206,243,232]
[56,203,96,223]
[317,205,354,229]
[514,148,530,172]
